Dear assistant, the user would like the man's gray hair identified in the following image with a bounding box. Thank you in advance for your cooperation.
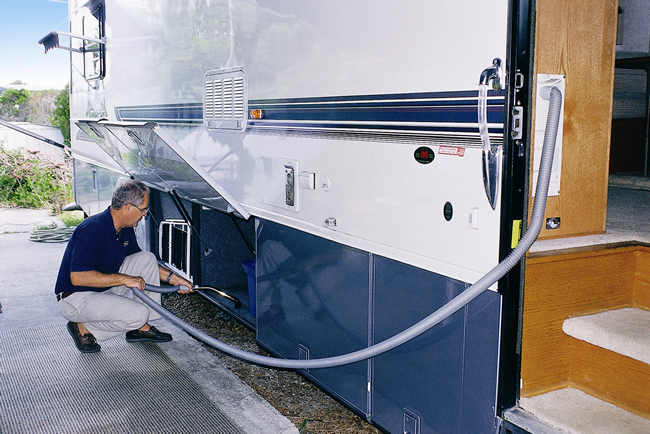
[111,178,150,210]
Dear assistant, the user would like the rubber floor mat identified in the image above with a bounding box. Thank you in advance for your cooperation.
[1,324,244,434]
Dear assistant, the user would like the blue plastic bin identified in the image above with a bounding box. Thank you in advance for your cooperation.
[242,259,256,317]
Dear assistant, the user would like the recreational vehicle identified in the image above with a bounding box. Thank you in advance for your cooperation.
[36,0,649,433]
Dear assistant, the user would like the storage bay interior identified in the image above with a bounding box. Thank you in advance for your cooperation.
[149,189,256,316]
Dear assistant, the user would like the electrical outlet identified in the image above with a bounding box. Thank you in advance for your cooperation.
[546,217,561,230]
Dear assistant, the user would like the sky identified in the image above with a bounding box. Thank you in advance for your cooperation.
[0,0,70,90]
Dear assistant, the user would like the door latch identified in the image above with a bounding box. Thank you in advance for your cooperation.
[511,106,523,140]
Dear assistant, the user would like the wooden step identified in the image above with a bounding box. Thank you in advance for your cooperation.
[562,307,650,364]
[518,388,650,434]
[559,307,650,419]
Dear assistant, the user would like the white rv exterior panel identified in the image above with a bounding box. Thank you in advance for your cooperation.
[67,0,510,285]
[242,137,502,285]
[69,0,507,106]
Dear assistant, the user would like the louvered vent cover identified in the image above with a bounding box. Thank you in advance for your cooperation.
[204,67,247,131]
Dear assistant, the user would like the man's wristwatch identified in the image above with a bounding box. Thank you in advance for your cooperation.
[165,271,173,283]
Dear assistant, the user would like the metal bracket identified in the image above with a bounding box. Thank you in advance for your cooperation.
[38,30,105,54]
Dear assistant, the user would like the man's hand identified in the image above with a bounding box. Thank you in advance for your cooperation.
[158,266,194,294]
[123,275,146,291]
[175,275,194,294]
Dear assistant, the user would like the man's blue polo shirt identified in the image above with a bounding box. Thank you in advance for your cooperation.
[55,207,141,294]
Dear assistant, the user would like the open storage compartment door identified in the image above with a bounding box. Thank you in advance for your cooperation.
[76,120,250,219]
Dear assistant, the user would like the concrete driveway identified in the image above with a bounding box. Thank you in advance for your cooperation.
[0,206,298,434]
[0,207,66,328]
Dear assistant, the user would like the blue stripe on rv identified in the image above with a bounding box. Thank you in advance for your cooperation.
[115,90,505,133]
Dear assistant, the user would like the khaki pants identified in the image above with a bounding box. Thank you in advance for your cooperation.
[58,251,162,341]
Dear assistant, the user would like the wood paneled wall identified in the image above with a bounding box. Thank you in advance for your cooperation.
[571,338,650,418]
[635,248,650,306]
[519,0,649,415]
[532,0,619,239]
[521,246,650,398]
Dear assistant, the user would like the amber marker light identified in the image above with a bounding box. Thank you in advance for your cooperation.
[249,109,265,119]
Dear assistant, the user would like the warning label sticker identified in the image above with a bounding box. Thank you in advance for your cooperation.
[438,146,465,157]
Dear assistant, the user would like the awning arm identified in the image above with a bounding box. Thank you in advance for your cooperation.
[38,30,105,54]
[0,119,65,149]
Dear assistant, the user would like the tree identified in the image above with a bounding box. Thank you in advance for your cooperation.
[0,88,31,122]
[27,90,59,125]
[50,84,70,147]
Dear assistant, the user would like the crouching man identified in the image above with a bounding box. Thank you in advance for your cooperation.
[54,178,194,353]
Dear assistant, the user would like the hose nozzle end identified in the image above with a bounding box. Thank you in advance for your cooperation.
[539,85,560,101]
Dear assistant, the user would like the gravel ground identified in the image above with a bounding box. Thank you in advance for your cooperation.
[162,292,381,434]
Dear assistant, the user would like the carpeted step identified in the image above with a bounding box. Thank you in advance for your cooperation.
[608,174,650,191]
[520,388,650,433]
[562,307,650,364]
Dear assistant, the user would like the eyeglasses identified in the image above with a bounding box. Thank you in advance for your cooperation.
[130,203,149,214]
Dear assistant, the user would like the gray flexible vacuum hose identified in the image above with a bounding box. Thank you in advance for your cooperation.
[133,87,563,369]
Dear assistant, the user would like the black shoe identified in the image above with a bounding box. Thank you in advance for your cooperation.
[125,325,172,343]
[67,321,101,353]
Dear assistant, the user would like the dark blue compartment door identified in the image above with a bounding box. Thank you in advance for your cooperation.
[256,220,371,413]
[372,256,501,434]
[462,288,502,432]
